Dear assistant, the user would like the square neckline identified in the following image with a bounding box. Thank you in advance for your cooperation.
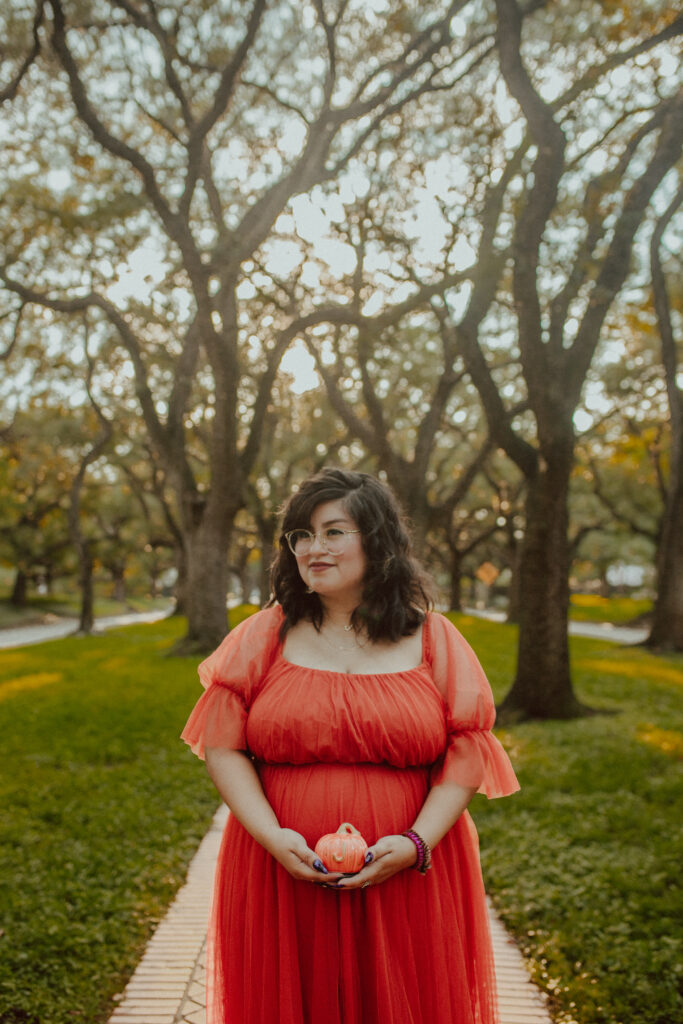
[277,615,431,678]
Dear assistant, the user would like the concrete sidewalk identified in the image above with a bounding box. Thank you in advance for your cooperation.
[109,805,553,1024]
[464,607,648,645]
[0,608,172,649]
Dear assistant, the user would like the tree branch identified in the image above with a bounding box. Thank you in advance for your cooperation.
[48,0,202,274]
[567,90,683,400]
[0,0,46,104]
[650,178,683,449]
[495,0,566,420]
[180,0,268,217]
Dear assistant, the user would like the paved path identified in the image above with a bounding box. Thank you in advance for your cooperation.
[465,607,648,645]
[109,804,553,1024]
[0,608,172,649]
[1,607,647,652]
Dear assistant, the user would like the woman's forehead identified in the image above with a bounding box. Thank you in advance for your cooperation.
[309,498,355,527]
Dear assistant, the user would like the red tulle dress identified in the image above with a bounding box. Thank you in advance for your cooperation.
[181,606,519,1024]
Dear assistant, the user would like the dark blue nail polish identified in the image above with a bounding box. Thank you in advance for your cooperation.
[364,851,374,864]
[313,858,329,874]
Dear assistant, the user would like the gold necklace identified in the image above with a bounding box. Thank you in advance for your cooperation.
[319,625,367,652]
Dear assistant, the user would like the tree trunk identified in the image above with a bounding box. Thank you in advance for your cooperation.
[506,540,521,625]
[11,568,28,606]
[77,540,95,634]
[182,516,231,652]
[498,454,589,720]
[647,469,683,650]
[448,548,463,612]
[111,565,126,603]
[171,543,188,616]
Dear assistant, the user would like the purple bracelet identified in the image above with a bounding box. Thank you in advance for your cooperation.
[401,829,432,875]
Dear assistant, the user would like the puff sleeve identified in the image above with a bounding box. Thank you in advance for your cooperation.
[180,605,283,760]
[426,613,520,799]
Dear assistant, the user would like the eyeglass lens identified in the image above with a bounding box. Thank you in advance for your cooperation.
[288,530,348,554]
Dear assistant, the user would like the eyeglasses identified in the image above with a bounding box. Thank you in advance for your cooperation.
[284,528,361,556]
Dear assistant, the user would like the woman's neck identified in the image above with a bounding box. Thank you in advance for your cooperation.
[319,596,360,629]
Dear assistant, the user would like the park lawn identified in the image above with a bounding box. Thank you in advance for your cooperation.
[1,611,681,1024]
[569,593,652,624]
[0,615,219,1024]
[450,614,682,1024]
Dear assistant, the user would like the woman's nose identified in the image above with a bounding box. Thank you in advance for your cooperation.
[309,531,326,553]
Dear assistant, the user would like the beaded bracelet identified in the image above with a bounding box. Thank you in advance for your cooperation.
[401,829,432,875]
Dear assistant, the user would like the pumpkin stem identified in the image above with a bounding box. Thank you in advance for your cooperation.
[337,822,361,835]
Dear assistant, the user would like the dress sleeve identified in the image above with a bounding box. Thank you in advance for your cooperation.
[426,613,520,798]
[180,606,283,760]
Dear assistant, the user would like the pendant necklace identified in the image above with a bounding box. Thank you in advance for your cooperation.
[319,625,367,652]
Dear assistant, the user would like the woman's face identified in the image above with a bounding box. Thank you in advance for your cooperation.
[294,498,367,605]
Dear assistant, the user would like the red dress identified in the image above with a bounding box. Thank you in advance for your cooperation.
[182,606,519,1024]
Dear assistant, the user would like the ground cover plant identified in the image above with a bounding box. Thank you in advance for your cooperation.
[453,614,683,1024]
[0,611,680,1023]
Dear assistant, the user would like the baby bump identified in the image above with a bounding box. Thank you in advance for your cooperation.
[257,762,431,848]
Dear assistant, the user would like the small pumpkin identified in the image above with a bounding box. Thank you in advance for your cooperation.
[315,822,368,874]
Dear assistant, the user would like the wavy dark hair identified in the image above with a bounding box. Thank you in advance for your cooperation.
[268,467,434,642]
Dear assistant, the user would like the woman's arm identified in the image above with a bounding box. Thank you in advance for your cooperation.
[204,746,343,883]
[336,779,477,890]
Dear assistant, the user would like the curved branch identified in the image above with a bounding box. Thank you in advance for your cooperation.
[48,0,197,265]
[180,0,268,217]
[495,0,566,415]
[112,0,195,126]
[0,0,46,104]
[0,304,26,361]
[0,270,168,457]
[568,91,683,398]
[549,99,675,351]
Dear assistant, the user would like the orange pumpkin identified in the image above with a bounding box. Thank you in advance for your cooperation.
[315,822,368,873]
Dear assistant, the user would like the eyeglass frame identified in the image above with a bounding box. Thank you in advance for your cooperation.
[284,528,361,556]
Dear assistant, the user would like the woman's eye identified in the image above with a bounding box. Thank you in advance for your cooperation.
[325,528,344,538]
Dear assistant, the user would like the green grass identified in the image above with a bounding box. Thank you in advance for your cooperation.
[0,617,219,1024]
[1,610,680,1024]
[449,613,683,1024]
[569,594,653,624]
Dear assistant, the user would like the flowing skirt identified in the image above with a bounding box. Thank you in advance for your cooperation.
[206,762,498,1024]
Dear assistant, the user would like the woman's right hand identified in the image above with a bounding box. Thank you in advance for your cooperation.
[264,827,344,884]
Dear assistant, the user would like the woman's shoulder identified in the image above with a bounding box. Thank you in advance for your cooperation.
[198,605,284,689]
[240,603,283,626]
[425,610,461,643]
[227,606,286,647]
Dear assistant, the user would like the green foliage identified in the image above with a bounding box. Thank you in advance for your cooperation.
[449,615,683,1024]
[0,617,218,1024]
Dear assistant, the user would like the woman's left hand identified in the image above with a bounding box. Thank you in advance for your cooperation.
[333,834,417,890]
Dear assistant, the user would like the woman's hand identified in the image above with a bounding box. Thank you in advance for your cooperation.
[263,827,345,884]
[333,834,417,890]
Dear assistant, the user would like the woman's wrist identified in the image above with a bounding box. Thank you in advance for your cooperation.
[401,829,432,874]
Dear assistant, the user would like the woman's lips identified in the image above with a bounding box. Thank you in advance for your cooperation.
[309,561,334,570]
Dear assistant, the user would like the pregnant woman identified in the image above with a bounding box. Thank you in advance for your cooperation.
[182,467,519,1024]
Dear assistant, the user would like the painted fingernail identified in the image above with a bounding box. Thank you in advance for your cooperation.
[313,858,329,874]
[364,851,374,864]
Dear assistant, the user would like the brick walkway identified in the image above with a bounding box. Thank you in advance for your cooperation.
[109,805,553,1024]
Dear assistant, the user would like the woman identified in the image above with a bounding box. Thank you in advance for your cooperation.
[182,468,519,1024]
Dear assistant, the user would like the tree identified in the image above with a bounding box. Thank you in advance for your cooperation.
[0,409,73,604]
[647,183,683,648]
[454,0,683,718]
[1,0,482,650]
